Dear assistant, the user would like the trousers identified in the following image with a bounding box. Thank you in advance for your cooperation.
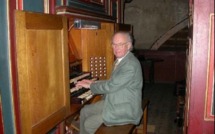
[80,100,104,134]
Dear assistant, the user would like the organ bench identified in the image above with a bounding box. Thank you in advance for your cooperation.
[95,99,149,134]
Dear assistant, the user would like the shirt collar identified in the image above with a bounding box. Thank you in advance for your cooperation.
[116,52,129,63]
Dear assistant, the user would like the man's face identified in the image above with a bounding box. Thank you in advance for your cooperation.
[112,33,131,58]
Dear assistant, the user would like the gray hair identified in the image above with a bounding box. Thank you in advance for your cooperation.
[112,31,133,51]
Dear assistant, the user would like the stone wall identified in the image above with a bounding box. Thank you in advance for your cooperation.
[124,0,188,49]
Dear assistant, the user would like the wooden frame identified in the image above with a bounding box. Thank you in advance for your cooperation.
[66,0,108,15]
[56,0,123,23]
[204,14,214,121]
[110,0,121,23]
[89,0,104,5]
[44,0,56,14]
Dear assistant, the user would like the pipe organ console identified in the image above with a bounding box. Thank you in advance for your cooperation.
[15,10,118,134]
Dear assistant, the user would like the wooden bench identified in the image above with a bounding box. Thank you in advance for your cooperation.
[95,99,149,134]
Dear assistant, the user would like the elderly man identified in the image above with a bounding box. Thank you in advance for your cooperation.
[76,31,143,134]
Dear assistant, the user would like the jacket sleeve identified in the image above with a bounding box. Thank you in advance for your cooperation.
[90,63,136,94]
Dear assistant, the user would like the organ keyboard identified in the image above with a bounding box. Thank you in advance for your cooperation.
[70,72,97,104]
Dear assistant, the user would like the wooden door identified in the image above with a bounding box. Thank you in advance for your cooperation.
[15,10,70,134]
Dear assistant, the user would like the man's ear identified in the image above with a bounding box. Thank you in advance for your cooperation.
[127,43,132,50]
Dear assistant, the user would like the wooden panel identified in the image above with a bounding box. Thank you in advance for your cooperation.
[186,0,214,133]
[69,22,114,80]
[102,23,115,79]
[204,14,214,120]
[136,50,186,83]
[15,11,70,134]
[25,13,63,29]
[82,29,108,79]
[68,28,82,62]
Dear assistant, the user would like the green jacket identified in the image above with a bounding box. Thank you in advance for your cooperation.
[90,52,143,126]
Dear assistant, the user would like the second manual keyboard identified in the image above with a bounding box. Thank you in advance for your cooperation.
[70,88,93,104]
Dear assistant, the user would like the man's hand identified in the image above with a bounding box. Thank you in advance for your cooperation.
[76,79,94,89]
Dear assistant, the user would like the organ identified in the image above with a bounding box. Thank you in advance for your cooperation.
[15,10,115,134]
[14,0,133,131]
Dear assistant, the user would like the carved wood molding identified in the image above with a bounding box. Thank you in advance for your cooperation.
[56,6,115,22]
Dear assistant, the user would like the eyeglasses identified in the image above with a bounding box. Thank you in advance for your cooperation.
[112,41,129,48]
